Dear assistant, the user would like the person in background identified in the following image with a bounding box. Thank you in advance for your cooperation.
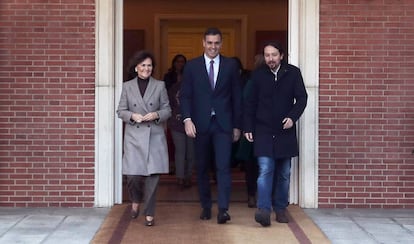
[230,57,250,170]
[180,27,242,224]
[243,41,307,227]
[253,53,266,70]
[235,53,265,208]
[117,50,171,226]
[163,54,188,175]
[231,56,251,88]
[166,54,195,189]
[163,54,187,90]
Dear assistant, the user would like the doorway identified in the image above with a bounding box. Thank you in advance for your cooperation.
[94,0,319,208]
[154,14,246,78]
[160,25,237,76]
[120,0,296,204]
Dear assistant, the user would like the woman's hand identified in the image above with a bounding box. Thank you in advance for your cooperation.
[142,112,159,121]
[131,113,144,123]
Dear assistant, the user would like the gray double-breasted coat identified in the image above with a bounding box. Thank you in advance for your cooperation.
[117,77,171,176]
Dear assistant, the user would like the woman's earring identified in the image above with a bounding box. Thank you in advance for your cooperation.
[134,67,137,72]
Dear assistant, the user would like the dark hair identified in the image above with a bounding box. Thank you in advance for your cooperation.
[125,50,156,80]
[204,27,222,40]
[169,54,187,72]
[129,50,156,68]
[262,41,285,57]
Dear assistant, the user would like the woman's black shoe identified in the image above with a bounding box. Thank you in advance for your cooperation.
[145,216,154,226]
[131,204,139,219]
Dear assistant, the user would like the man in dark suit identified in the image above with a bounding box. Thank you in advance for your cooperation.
[179,27,242,224]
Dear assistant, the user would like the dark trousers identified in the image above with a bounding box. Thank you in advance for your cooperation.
[244,158,258,197]
[126,174,160,216]
[195,116,232,210]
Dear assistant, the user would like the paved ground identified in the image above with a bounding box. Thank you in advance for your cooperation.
[0,207,109,244]
[305,208,414,244]
[1,206,413,244]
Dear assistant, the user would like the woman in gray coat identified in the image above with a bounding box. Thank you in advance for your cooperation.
[117,50,171,226]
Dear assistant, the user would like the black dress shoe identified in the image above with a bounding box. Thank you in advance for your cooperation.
[200,208,211,220]
[275,210,289,223]
[255,209,271,227]
[247,196,256,208]
[217,211,231,224]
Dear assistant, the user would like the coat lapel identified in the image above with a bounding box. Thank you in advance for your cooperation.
[129,77,149,113]
[141,77,162,114]
[142,77,156,107]
[277,63,289,81]
[196,56,212,91]
[131,78,145,107]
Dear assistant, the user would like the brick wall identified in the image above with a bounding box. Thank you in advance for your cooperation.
[0,1,95,207]
[319,0,414,208]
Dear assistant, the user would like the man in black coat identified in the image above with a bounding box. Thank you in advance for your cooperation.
[180,27,242,224]
[243,41,307,227]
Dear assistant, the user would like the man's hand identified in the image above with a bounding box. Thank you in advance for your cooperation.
[244,132,254,142]
[184,119,196,138]
[282,117,293,129]
[233,128,241,142]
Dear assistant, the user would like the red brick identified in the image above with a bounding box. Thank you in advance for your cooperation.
[320,0,414,208]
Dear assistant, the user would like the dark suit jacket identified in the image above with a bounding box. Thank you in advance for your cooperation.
[179,55,242,133]
[243,62,308,158]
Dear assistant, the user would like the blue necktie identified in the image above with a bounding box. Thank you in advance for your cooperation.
[209,60,214,89]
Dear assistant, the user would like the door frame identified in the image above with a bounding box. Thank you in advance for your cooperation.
[153,14,247,78]
[94,0,319,208]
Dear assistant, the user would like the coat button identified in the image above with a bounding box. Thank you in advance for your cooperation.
[136,125,139,128]
[147,124,150,127]
[134,104,136,106]
[149,103,152,106]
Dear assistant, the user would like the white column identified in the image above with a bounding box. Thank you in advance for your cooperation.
[288,0,300,205]
[114,0,124,204]
[94,0,116,207]
[289,0,319,208]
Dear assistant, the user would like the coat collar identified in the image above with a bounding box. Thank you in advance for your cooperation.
[130,76,157,113]
[263,62,289,81]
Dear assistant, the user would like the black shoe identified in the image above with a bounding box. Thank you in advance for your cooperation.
[275,210,289,223]
[200,208,211,220]
[255,209,271,227]
[247,196,256,208]
[131,204,139,219]
[131,209,139,219]
[145,216,154,226]
[217,210,231,224]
